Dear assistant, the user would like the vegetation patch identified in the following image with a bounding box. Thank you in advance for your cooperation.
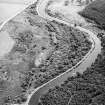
[0,2,92,105]
[39,31,105,105]
[79,0,105,29]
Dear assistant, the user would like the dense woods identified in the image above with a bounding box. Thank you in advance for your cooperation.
[0,1,93,104]
[39,32,105,105]
[0,17,91,105]
[79,0,105,29]
[20,20,92,90]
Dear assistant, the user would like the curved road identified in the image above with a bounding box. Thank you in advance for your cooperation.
[27,0,101,105]
[0,0,101,105]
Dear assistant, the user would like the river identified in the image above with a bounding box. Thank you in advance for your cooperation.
[27,0,101,105]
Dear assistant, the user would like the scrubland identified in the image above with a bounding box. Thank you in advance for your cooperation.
[0,12,92,105]
[79,0,105,29]
[39,28,105,105]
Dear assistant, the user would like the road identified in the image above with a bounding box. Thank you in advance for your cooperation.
[27,0,101,105]
[0,0,101,105]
